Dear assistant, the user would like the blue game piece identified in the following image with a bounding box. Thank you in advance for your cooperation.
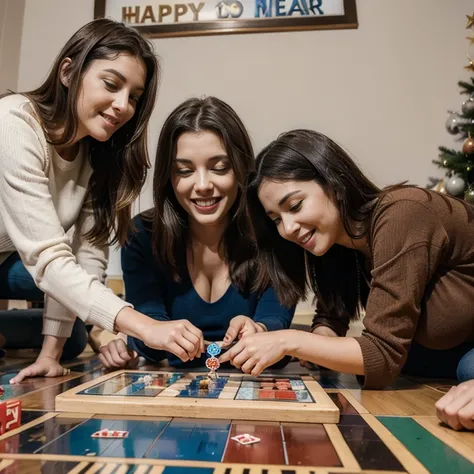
[206,343,221,357]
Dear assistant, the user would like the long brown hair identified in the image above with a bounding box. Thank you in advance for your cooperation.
[19,18,159,246]
[247,129,381,321]
[147,96,256,291]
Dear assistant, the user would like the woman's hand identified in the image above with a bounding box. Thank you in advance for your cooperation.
[222,315,266,346]
[99,339,139,369]
[141,319,205,362]
[219,330,293,375]
[435,380,474,430]
[115,308,205,363]
[10,356,70,384]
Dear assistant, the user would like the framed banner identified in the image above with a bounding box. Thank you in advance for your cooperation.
[94,0,357,38]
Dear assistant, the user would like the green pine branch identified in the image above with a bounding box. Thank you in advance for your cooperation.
[458,80,474,94]
[438,146,459,156]
[462,109,474,120]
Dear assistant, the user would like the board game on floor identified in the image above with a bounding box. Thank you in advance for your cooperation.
[55,370,340,423]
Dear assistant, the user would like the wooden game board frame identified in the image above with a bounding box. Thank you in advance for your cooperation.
[55,370,340,424]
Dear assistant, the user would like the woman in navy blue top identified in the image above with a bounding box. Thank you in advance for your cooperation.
[99,96,294,369]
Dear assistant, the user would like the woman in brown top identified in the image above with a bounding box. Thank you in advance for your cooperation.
[220,129,474,408]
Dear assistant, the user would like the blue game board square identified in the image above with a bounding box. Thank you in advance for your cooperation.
[296,390,312,402]
[204,391,221,399]
[235,388,257,400]
[240,381,257,388]
[290,380,305,389]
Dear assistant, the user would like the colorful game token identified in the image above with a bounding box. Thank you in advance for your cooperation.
[206,342,221,357]
[91,429,129,439]
[231,433,261,445]
[205,356,220,371]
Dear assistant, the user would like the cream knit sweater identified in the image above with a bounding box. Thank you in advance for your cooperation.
[0,94,130,338]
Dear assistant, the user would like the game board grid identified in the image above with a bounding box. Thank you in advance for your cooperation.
[76,373,315,404]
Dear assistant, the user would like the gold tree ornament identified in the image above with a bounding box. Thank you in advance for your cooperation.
[466,13,474,29]
[467,36,474,46]
[462,135,474,154]
[465,186,474,202]
[465,55,474,72]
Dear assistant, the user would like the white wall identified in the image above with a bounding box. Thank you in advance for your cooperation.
[0,0,25,93]
[16,0,472,278]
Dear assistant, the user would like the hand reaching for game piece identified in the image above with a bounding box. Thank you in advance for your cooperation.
[142,319,204,362]
[219,330,288,375]
[435,379,474,430]
[99,339,139,369]
[10,357,70,384]
[221,316,266,347]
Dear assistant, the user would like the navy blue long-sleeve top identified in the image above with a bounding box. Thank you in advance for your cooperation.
[122,215,295,367]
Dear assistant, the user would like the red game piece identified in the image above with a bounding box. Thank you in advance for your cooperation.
[91,428,129,438]
[0,399,22,434]
[205,357,220,371]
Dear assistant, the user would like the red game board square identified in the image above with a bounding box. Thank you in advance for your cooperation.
[258,389,276,399]
[275,390,297,400]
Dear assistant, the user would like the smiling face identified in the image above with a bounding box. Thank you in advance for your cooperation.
[73,53,146,143]
[258,179,347,256]
[171,130,238,231]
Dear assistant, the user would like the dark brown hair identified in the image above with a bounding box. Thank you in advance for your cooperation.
[247,129,381,322]
[18,18,159,246]
[147,96,256,291]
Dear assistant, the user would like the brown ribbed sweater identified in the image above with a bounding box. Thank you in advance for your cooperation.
[318,187,474,389]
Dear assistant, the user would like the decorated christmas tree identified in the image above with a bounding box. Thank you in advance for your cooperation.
[434,12,474,202]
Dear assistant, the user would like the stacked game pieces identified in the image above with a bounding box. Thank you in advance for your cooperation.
[136,374,154,386]
[205,342,221,379]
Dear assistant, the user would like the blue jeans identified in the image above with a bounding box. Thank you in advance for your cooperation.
[402,341,474,383]
[0,252,88,360]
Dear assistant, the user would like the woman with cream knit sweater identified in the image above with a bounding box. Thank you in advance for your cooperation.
[0,19,205,383]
